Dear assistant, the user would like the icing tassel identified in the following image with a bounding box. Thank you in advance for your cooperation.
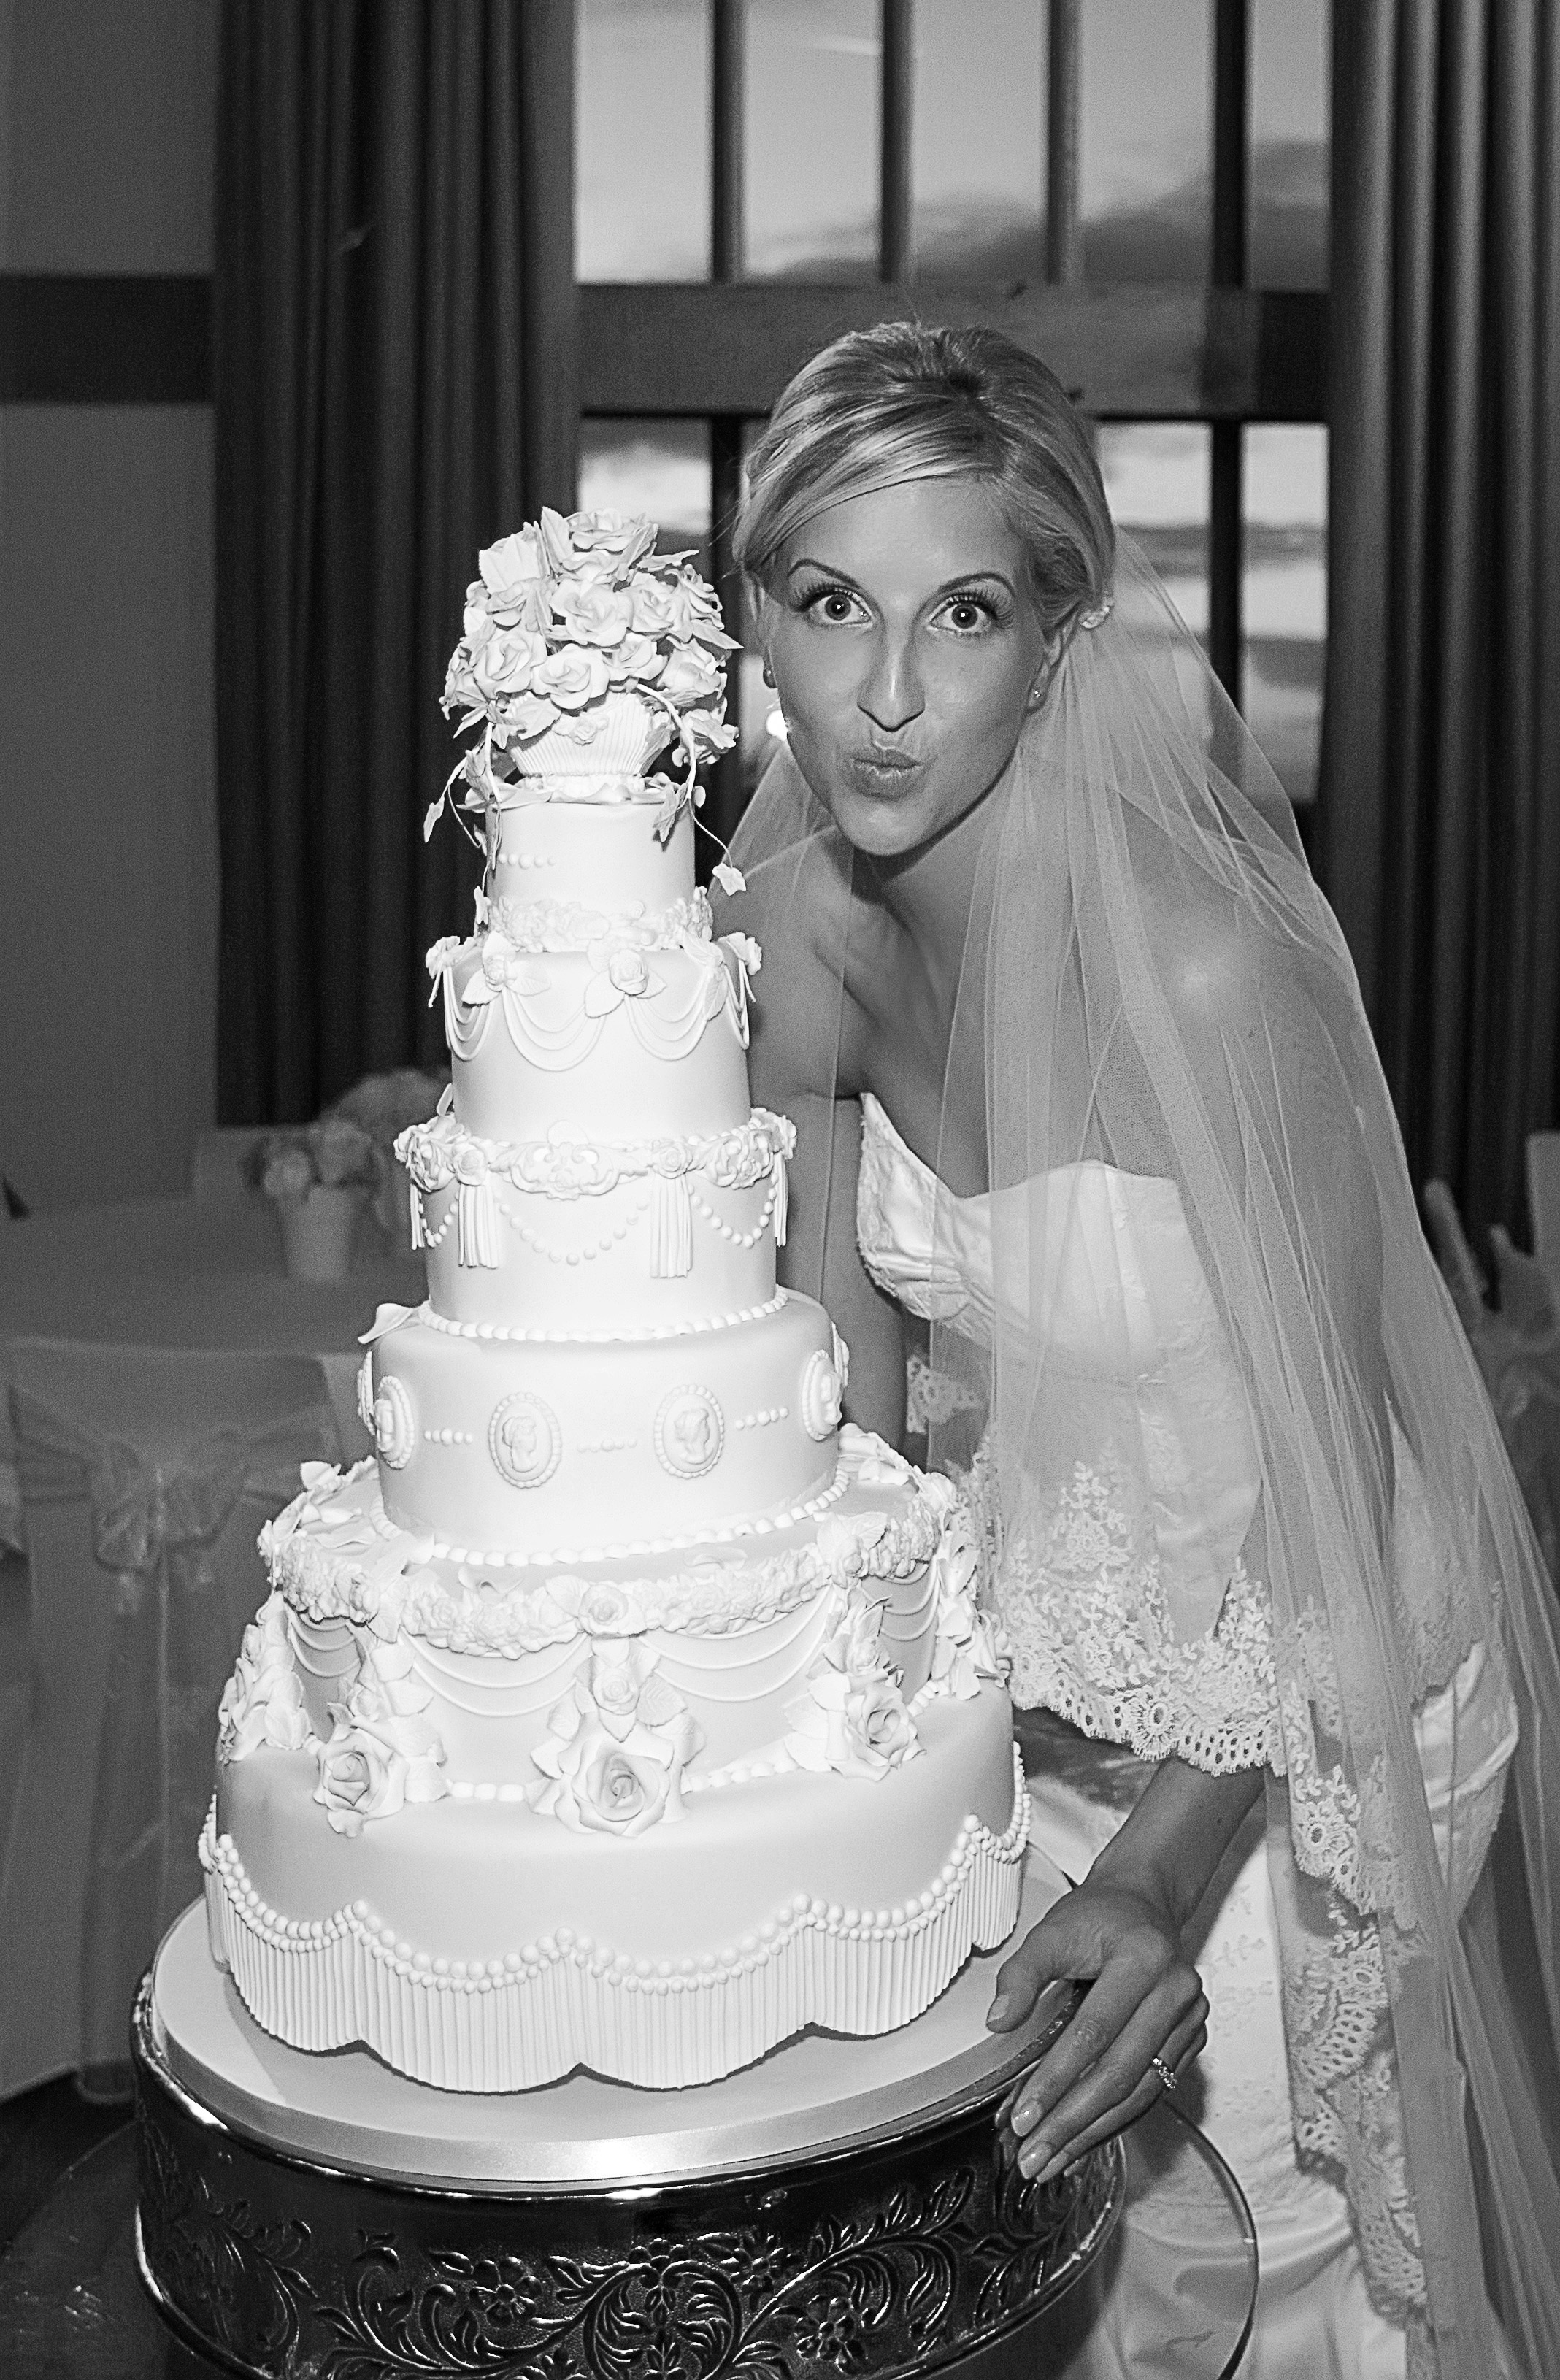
[457,1174,498,1268]
[651,1171,693,1278]
[772,1149,788,1248]
[410,1183,426,1252]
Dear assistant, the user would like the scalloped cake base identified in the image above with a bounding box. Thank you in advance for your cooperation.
[135,1843,1126,2380]
[204,1698,1026,2095]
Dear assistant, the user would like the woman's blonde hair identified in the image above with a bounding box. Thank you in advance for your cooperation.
[734,321,1115,635]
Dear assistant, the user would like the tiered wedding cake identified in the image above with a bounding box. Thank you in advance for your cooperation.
[201,511,1026,2092]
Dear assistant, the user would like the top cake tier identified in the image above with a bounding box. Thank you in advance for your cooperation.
[486,776,700,917]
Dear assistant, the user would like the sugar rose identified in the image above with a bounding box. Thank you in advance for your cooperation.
[478,528,551,626]
[660,646,723,709]
[313,1727,399,1837]
[532,644,611,712]
[540,507,657,582]
[552,579,634,648]
[606,633,665,685]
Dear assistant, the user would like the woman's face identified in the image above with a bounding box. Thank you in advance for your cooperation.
[758,476,1053,860]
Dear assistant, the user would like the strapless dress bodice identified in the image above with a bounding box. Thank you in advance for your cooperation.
[855,1090,1265,1641]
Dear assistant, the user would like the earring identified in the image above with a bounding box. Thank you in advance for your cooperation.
[761,657,775,688]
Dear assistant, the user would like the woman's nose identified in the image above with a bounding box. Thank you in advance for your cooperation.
[858,635,924,735]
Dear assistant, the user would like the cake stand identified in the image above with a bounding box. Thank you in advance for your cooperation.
[131,1845,1141,2379]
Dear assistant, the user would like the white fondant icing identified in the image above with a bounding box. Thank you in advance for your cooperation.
[201,1712,1026,2090]
[372,1294,837,1551]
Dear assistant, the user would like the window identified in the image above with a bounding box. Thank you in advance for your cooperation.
[576,0,1329,834]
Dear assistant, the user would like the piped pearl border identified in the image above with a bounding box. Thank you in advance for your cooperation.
[383,1467,850,1568]
[199,1750,1028,2093]
[420,1289,788,1347]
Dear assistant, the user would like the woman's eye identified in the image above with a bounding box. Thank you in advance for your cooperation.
[804,586,863,623]
[938,595,995,634]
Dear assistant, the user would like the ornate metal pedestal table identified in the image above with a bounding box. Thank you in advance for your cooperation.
[0,1849,1257,2378]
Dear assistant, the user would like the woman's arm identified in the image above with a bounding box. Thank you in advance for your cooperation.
[990,1757,1263,2179]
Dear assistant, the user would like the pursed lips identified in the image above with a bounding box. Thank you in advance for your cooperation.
[853,745,922,776]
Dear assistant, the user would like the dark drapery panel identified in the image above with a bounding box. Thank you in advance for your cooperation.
[1316,0,1560,1251]
[215,0,576,1124]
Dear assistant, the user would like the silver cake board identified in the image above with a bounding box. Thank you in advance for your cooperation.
[134,1846,1126,2379]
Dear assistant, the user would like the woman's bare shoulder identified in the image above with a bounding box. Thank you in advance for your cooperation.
[714,842,853,1103]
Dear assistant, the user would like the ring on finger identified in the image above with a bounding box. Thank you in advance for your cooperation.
[1150,2054,1179,2094]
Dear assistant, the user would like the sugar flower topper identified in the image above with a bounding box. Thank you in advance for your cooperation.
[428,507,740,843]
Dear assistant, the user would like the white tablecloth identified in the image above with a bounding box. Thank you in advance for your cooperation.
[0,1195,424,2095]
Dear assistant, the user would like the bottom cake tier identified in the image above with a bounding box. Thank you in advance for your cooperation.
[202,1688,1027,2093]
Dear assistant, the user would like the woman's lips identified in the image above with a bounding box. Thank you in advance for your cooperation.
[849,746,923,787]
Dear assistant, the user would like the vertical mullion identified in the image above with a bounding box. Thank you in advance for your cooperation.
[519,0,578,515]
[1208,0,1249,704]
[708,0,747,850]
[711,0,744,280]
[1045,0,1082,284]
[880,0,914,280]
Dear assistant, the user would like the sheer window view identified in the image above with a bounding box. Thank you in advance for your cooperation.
[577,0,1328,807]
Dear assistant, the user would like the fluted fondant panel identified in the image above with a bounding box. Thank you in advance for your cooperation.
[369,1290,845,1556]
[204,1700,1026,2090]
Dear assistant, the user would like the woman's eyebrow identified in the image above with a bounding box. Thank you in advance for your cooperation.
[785,560,1017,596]
[787,556,853,582]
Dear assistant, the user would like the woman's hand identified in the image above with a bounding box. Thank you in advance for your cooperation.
[986,1751,1264,2181]
[988,1871,1209,2183]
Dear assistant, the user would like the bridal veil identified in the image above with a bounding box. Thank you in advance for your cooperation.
[729,531,1560,2379]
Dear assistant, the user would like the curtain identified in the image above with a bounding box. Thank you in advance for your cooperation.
[1317,0,1560,1254]
[214,1,575,1126]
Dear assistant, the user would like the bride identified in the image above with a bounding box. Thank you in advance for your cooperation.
[718,322,1560,2379]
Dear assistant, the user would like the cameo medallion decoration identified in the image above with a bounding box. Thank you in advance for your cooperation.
[654,1386,725,1479]
[372,1375,416,1470]
[800,1348,845,1442]
[490,1391,564,1489]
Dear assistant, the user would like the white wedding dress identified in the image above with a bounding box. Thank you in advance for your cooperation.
[855,1091,1518,2380]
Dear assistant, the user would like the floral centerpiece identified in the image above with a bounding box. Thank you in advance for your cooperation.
[426,507,740,843]
[248,1121,378,1282]
[323,1068,451,1251]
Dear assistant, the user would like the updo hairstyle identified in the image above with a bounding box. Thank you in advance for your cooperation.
[734,322,1115,640]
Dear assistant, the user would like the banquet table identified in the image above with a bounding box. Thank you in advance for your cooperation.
[0,1192,426,1541]
[0,1194,426,2097]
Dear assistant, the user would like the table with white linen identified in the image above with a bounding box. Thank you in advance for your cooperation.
[0,1195,423,2095]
